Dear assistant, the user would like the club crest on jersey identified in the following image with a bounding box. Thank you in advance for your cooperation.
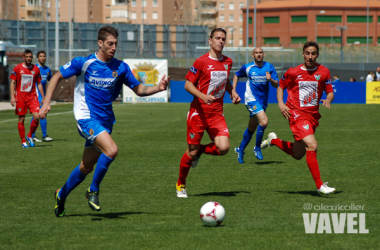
[314,75,321,81]
[303,124,309,130]
[31,71,35,75]
[89,129,94,135]
[224,64,228,70]
[112,71,118,77]
[190,133,195,139]
[18,108,21,112]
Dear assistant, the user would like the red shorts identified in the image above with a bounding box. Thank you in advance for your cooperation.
[289,116,318,141]
[186,109,229,145]
[15,98,40,115]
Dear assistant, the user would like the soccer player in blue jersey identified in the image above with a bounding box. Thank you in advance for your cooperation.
[31,51,53,142]
[233,47,278,163]
[39,25,170,217]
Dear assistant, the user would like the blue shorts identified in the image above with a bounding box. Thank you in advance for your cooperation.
[245,101,266,118]
[77,119,113,148]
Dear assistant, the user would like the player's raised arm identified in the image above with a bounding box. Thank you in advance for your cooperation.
[132,74,170,96]
[39,71,64,119]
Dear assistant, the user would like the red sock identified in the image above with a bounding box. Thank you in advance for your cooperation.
[200,143,221,156]
[18,122,26,143]
[177,152,192,186]
[28,119,39,138]
[306,151,323,189]
[271,138,294,158]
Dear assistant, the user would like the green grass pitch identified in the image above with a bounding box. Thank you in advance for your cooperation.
[0,103,379,249]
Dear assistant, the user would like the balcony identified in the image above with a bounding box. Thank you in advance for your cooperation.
[201,8,218,15]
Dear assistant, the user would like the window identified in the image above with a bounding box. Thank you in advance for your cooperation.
[291,37,307,44]
[264,16,279,23]
[239,14,243,22]
[249,37,252,44]
[153,0,158,7]
[220,3,224,10]
[239,27,243,34]
[47,1,50,8]
[249,17,252,24]
[131,12,137,19]
[229,39,233,45]
[347,37,372,44]
[142,12,146,19]
[112,9,127,18]
[219,15,225,22]
[180,2,183,9]
[291,15,307,23]
[229,15,234,22]
[316,37,341,44]
[153,12,158,19]
[239,3,244,9]
[229,2,234,10]
[112,0,126,4]
[106,4,110,8]
[142,0,146,7]
[27,0,42,6]
[106,17,111,20]
[90,11,93,19]
[263,37,280,44]
[132,0,136,7]
[347,16,373,23]
[21,5,25,9]
[316,15,341,22]
[239,39,243,46]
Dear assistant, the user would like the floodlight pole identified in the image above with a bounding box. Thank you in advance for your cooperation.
[337,26,347,63]
[246,0,249,64]
[55,0,59,70]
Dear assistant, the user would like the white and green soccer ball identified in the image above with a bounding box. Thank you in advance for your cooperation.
[200,201,225,227]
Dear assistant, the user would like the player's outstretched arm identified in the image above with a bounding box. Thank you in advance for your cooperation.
[39,71,64,119]
[184,80,215,104]
[10,79,16,107]
[277,87,290,119]
[226,79,241,104]
[321,92,334,109]
[133,74,170,96]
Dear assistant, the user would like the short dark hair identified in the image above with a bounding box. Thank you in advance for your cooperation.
[23,49,33,56]
[37,50,46,57]
[209,28,226,39]
[303,41,319,53]
[98,25,119,42]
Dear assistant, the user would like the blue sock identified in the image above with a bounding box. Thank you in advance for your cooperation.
[30,117,35,138]
[256,125,266,148]
[40,118,47,137]
[90,153,114,192]
[59,164,86,200]
[239,128,254,152]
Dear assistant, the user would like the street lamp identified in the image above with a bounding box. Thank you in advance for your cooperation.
[336,25,347,63]
[330,23,335,46]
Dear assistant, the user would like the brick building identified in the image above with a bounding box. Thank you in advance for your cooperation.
[243,0,380,47]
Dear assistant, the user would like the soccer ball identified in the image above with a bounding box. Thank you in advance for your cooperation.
[200,201,225,227]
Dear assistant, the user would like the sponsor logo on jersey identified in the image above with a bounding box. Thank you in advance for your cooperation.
[224,64,228,70]
[314,75,321,81]
[190,133,195,139]
[190,66,197,74]
[12,71,16,76]
[89,76,117,88]
[63,62,71,69]
[326,79,332,84]
[303,124,309,130]
[281,75,285,81]
[207,65,214,70]
[89,129,94,135]
[112,71,118,77]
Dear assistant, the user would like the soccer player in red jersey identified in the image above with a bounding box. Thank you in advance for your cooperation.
[176,28,241,198]
[261,41,336,196]
[10,49,44,148]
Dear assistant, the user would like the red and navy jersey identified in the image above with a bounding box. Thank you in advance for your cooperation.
[279,63,333,120]
[185,53,233,116]
[10,63,41,101]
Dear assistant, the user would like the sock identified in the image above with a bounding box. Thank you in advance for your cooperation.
[239,128,254,152]
[18,122,26,143]
[177,152,192,185]
[40,118,47,137]
[255,125,266,148]
[271,138,294,158]
[200,143,221,156]
[306,151,323,189]
[59,164,87,200]
[27,119,39,138]
[90,153,114,192]
[30,117,35,138]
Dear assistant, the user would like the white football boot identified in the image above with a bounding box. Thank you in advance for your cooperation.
[261,132,277,149]
[317,182,336,196]
[176,183,188,198]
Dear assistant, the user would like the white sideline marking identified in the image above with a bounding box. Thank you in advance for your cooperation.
[0,111,73,123]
